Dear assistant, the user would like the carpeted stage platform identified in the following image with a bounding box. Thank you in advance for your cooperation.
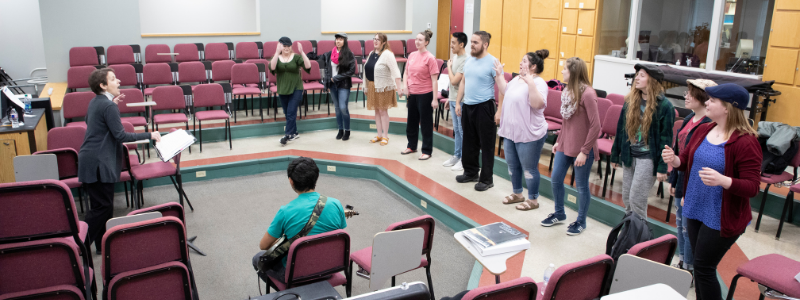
[89,172,474,299]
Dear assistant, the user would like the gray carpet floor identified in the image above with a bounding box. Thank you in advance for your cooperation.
[85,172,474,299]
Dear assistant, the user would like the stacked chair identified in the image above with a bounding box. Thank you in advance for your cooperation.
[0,180,95,300]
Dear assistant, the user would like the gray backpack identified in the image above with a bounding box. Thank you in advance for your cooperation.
[606,211,653,261]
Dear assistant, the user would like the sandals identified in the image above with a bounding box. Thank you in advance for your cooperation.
[515,199,540,211]
[419,154,431,160]
[503,194,526,205]
[401,148,417,155]
[380,137,389,146]
[370,136,381,143]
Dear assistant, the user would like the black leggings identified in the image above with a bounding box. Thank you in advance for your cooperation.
[406,92,434,155]
[686,218,740,300]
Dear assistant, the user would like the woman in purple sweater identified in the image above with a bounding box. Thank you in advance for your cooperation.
[541,57,601,236]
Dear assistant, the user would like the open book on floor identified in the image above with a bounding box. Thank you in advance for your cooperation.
[463,222,529,256]
[155,129,196,162]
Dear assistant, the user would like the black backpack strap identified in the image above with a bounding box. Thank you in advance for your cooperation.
[606,216,627,256]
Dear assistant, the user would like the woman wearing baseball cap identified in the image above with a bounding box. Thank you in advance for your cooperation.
[270,36,311,146]
[667,79,715,275]
[662,83,762,300]
[610,64,675,220]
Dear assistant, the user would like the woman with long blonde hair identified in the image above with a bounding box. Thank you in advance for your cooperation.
[539,57,601,235]
[363,33,402,145]
[662,83,760,300]
[610,64,675,219]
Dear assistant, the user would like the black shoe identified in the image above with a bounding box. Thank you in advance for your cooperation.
[95,247,102,255]
[343,130,350,141]
[280,135,289,146]
[475,182,494,191]
[336,129,344,140]
[456,174,479,183]
[289,134,300,141]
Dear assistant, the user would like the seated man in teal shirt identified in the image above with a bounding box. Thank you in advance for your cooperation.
[252,157,349,283]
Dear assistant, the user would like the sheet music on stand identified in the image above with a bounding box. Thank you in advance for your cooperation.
[155,129,196,162]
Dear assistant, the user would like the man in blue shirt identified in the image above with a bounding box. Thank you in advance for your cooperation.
[455,31,497,191]
[252,157,350,283]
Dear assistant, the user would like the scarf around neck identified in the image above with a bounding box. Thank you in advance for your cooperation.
[331,47,340,65]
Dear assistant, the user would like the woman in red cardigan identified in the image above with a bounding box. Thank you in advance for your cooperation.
[661,83,761,300]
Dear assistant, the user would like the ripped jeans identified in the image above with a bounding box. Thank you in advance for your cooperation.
[675,199,694,268]
[503,135,546,200]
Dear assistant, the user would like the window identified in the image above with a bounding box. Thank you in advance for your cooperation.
[597,0,632,58]
[595,0,775,77]
[713,0,774,74]
[636,0,715,68]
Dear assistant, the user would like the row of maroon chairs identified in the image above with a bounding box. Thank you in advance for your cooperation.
[458,234,677,300]
[0,180,94,300]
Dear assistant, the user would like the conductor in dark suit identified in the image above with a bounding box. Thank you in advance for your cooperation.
[78,68,161,254]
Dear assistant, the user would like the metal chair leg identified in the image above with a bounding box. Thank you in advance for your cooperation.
[777,191,793,240]
[756,184,771,232]
[187,237,206,256]
[725,274,743,300]
[666,195,674,223]
[425,266,435,300]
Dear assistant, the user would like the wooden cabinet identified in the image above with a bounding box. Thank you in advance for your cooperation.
[764,47,799,84]
[501,0,531,73]
[796,51,800,86]
[0,139,17,183]
[531,0,562,19]
[577,0,596,10]
[769,11,800,48]
[577,10,595,36]
[558,59,567,81]
[586,62,593,83]
[561,9,578,35]
[543,58,557,81]
[560,34,577,59]
[776,0,800,11]
[481,0,505,57]
[576,36,594,62]
[529,19,560,55]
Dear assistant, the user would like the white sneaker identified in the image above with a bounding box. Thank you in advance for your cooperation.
[442,156,459,167]
[451,159,464,171]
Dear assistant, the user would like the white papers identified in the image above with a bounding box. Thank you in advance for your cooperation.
[795,271,800,283]
[155,130,195,162]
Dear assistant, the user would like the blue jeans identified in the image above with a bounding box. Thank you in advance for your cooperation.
[674,199,694,267]
[330,86,351,130]
[551,149,595,226]
[279,90,302,136]
[450,101,463,158]
[503,136,546,200]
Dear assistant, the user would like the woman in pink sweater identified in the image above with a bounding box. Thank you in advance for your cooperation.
[540,57,601,236]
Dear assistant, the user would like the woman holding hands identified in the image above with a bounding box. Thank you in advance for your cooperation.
[270,36,311,146]
[400,29,440,160]
[662,83,761,300]
[364,33,402,145]
[493,50,549,212]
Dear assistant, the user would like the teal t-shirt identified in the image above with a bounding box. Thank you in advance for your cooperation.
[268,192,348,266]
[462,54,497,105]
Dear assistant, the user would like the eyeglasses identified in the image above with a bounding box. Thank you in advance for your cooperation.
[683,91,690,97]
[372,38,380,41]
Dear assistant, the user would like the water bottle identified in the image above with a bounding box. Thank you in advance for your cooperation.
[542,263,556,295]
[10,108,19,128]
[23,96,32,114]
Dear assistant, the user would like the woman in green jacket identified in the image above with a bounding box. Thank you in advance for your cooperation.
[610,64,675,219]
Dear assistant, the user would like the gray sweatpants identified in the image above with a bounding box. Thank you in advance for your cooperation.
[621,157,657,219]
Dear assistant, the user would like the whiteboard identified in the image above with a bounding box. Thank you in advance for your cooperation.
[320,0,409,32]
[139,0,259,36]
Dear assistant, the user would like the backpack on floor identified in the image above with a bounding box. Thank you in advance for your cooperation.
[606,211,652,261]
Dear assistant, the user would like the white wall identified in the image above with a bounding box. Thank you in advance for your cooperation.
[321,0,407,32]
[39,0,439,82]
[0,0,47,88]
[139,0,259,35]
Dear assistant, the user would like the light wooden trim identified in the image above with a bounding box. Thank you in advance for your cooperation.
[141,32,261,37]
[321,30,412,34]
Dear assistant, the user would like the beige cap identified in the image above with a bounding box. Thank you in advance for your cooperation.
[686,79,718,90]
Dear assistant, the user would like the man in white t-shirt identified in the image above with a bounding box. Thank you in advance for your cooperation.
[442,32,468,172]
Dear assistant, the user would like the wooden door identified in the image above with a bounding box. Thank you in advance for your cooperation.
[437,0,452,59]
[0,139,17,183]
